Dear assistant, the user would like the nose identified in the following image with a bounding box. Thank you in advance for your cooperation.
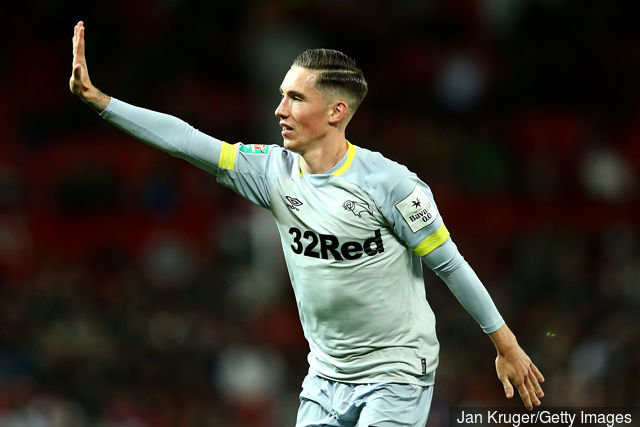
[275,96,288,118]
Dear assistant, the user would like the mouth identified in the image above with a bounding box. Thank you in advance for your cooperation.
[280,122,294,136]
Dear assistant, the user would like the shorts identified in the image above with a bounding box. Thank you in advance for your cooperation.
[295,373,433,427]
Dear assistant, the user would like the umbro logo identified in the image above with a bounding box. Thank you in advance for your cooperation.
[285,195,303,211]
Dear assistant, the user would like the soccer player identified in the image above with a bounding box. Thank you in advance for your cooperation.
[70,21,544,426]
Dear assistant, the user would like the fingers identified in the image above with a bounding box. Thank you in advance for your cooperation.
[74,21,84,40]
[530,366,545,398]
[525,376,541,407]
[499,375,514,399]
[515,367,544,410]
[495,347,545,411]
[515,379,533,410]
[531,362,545,383]
[501,363,542,410]
[72,21,85,62]
[70,21,91,97]
[77,24,85,59]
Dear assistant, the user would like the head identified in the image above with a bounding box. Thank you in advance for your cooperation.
[275,49,368,152]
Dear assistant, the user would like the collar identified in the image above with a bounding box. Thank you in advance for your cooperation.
[299,141,356,177]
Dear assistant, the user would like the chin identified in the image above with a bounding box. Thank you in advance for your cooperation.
[283,138,300,152]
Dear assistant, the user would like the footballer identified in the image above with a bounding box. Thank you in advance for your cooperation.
[70,21,544,426]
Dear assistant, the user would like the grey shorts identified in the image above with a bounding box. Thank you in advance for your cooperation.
[295,374,433,427]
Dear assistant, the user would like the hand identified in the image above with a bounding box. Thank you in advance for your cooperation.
[489,324,545,410]
[70,21,110,110]
[495,344,545,410]
[70,21,93,99]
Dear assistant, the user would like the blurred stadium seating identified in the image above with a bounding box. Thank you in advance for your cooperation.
[0,1,637,425]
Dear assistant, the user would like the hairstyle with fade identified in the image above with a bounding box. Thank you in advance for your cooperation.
[292,48,368,119]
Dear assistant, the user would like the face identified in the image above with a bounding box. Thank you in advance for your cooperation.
[275,66,332,153]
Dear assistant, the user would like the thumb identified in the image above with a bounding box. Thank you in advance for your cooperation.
[73,64,83,79]
[500,376,514,399]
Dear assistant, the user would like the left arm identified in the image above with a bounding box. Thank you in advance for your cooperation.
[422,240,545,410]
[375,172,545,408]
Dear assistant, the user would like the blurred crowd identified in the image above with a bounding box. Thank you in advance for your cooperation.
[0,0,638,426]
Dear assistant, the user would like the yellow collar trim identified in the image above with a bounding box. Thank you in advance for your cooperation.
[332,141,356,176]
[299,141,356,177]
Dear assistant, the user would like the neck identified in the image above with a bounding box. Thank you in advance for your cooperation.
[299,134,349,174]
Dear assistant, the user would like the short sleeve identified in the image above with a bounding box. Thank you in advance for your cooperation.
[216,143,291,209]
[379,173,450,258]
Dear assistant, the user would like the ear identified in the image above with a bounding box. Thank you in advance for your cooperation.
[328,101,349,124]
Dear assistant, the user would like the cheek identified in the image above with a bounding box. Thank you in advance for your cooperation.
[294,106,325,133]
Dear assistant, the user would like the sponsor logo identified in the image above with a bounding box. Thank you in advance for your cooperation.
[395,184,438,233]
[285,195,303,211]
[239,144,269,154]
[342,200,373,217]
[288,227,384,261]
[409,208,432,223]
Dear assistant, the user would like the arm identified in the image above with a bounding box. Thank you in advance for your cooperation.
[68,21,279,207]
[422,242,545,410]
[69,21,223,175]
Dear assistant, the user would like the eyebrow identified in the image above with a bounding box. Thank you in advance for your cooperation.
[280,88,306,100]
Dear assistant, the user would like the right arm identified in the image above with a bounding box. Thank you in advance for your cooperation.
[69,21,282,208]
[69,21,223,175]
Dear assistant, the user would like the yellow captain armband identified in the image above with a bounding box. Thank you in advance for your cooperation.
[218,142,238,171]
[412,223,450,257]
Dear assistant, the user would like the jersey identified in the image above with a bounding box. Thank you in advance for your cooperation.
[217,141,451,385]
[99,97,505,387]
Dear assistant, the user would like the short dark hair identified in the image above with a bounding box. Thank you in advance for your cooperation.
[293,49,368,116]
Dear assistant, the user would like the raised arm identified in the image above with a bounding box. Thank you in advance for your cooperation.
[69,21,110,112]
[68,21,225,176]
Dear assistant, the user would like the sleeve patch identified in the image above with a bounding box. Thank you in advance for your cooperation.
[394,184,438,233]
[239,144,270,154]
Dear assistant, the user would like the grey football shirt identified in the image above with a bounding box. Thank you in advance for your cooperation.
[101,98,505,386]
[219,141,456,385]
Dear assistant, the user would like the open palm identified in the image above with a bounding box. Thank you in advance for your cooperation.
[69,21,93,98]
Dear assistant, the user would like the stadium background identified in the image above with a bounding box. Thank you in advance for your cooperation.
[0,1,638,425]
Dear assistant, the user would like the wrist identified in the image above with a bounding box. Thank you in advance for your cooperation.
[489,324,519,355]
[81,87,111,112]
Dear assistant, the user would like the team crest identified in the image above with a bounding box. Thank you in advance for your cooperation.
[239,144,269,154]
[343,200,373,217]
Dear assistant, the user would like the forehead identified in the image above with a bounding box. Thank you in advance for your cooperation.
[280,66,321,94]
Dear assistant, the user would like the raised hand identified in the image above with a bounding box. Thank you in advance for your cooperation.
[70,21,110,111]
[70,21,92,97]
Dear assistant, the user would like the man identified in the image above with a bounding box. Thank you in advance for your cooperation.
[70,21,544,426]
